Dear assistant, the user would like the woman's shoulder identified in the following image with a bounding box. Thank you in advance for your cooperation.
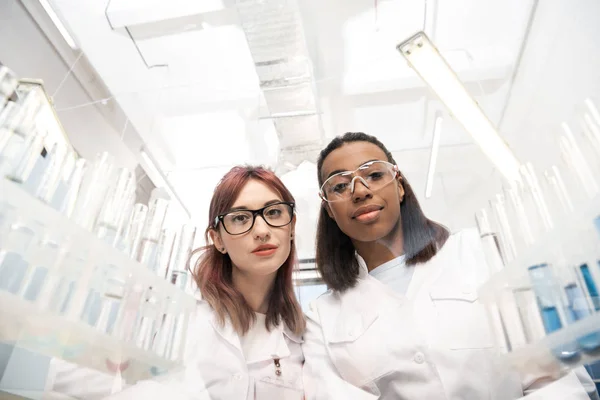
[436,228,481,258]
[188,299,218,328]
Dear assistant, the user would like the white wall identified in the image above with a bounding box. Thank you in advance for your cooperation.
[500,0,600,170]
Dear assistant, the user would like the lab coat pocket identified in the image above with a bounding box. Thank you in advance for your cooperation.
[430,288,495,350]
[255,377,304,400]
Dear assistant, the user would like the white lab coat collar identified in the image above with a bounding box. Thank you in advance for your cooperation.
[317,254,388,344]
[316,232,478,344]
[208,308,302,364]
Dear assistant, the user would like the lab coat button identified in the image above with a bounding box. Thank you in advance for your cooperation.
[414,352,425,364]
[348,330,355,338]
[233,373,243,381]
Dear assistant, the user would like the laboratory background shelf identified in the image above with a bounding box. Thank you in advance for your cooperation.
[0,178,197,383]
[0,290,177,383]
[502,311,600,376]
[478,191,600,303]
[476,191,600,374]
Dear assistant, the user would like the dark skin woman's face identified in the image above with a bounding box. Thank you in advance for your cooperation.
[320,141,404,243]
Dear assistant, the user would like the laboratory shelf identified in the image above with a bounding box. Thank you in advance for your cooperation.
[476,191,600,374]
[0,178,197,382]
[478,192,600,304]
[0,290,177,383]
[502,311,600,375]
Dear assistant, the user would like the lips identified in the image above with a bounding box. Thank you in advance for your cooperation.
[252,244,278,253]
[352,204,384,219]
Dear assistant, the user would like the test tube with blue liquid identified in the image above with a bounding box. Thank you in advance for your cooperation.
[579,264,600,312]
[509,164,590,361]
[528,264,580,361]
[490,193,547,344]
[539,160,600,354]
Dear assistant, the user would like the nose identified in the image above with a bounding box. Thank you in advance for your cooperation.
[252,214,271,241]
[352,176,372,203]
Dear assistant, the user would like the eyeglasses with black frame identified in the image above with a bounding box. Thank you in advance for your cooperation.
[214,202,295,235]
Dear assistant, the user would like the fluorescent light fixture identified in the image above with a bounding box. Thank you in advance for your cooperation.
[140,150,191,218]
[425,114,442,198]
[397,32,521,183]
[38,0,78,49]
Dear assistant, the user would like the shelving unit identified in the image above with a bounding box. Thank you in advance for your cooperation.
[478,192,600,302]
[477,192,600,373]
[0,178,197,383]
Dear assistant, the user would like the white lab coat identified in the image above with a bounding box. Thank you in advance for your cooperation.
[45,300,304,400]
[303,229,596,399]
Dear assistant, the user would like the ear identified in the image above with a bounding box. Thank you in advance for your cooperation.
[322,200,335,220]
[209,229,226,254]
[397,178,405,203]
[290,215,297,241]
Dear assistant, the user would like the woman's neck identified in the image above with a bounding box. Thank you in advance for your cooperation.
[232,268,277,314]
[353,218,404,272]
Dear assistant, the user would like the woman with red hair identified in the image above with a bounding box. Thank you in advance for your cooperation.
[48,165,305,400]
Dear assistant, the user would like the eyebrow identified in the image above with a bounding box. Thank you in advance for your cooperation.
[228,199,282,212]
[324,159,380,180]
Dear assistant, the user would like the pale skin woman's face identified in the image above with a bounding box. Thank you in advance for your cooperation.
[211,179,295,279]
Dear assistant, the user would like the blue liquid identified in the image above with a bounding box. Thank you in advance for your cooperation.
[581,264,600,311]
[541,306,563,333]
[565,282,600,353]
[541,307,581,361]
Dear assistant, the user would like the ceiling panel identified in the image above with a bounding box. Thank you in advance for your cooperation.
[47,0,533,230]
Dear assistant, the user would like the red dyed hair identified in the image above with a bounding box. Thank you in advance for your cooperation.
[191,165,305,335]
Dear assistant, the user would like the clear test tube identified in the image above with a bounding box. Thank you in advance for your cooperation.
[153,295,189,361]
[0,90,41,156]
[580,114,600,162]
[96,168,136,247]
[136,197,170,268]
[489,194,518,265]
[165,224,197,286]
[5,131,46,184]
[34,235,82,314]
[0,66,18,108]
[57,158,88,218]
[475,208,528,351]
[0,130,46,261]
[0,102,17,152]
[70,152,115,232]
[94,276,126,335]
[166,299,190,361]
[33,143,69,203]
[503,185,538,254]
[133,289,160,350]
[559,123,599,199]
[81,168,131,325]
[490,194,546,344]
[90,170,137,327]
[16,235,68,302]
[122,204,148,258]
[154,228,176,280]
[113,279,147,343]
[543,166,574,222]
[580,98,600,168]
[520,163,554,234]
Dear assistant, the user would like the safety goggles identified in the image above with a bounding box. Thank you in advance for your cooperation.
[320,160,399,203]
